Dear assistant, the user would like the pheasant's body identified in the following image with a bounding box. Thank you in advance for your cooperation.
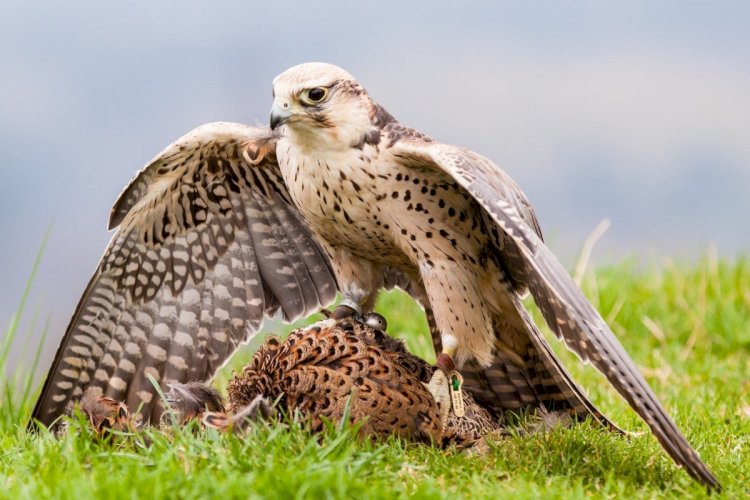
[228,319,498,448]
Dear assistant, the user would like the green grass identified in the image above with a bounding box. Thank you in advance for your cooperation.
[2,254,749,499]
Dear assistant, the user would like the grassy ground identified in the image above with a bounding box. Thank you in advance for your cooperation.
[1,255,748,498]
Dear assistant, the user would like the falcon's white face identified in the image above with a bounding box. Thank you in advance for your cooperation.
[270,62,376,151]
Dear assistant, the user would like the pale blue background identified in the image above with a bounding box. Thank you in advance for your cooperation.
[1,1,748,374]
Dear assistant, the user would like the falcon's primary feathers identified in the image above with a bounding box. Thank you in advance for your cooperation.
[32,62,719,489]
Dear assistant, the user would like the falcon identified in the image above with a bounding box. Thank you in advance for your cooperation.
[31,62,719,489]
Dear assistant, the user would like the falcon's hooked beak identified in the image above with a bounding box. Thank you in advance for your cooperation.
[270,103,292,130]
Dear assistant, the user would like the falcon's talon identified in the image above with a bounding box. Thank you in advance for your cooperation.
[363,312,387,331]
[319,308,334,319]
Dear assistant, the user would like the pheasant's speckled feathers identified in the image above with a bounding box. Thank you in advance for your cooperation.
[227,319,498,448]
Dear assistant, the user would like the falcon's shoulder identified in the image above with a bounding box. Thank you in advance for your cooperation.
[384,123,542,240]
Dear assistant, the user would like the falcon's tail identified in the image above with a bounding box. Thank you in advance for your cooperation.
[460,306,621,432]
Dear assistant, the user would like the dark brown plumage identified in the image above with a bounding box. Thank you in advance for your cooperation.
[226,318,498,449]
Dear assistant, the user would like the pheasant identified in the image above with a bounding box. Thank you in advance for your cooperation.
[223,315,499,449]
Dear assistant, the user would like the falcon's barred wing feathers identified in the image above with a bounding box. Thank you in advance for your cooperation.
[31,123,337,427]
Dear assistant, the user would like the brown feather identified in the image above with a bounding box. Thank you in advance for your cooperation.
[227,319,498,448]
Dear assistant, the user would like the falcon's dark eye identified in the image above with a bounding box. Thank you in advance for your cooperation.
[303,87,328,104]
[308,88,326,101]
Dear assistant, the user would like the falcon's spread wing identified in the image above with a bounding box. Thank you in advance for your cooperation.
[31,123,337,427]
[387,127,719,490]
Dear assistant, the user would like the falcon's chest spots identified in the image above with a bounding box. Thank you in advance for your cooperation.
[277,142,381,241]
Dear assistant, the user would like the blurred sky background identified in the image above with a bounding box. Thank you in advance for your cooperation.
[1,1,749,375]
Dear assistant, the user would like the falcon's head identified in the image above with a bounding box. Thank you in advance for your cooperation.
[270,62,393,150]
